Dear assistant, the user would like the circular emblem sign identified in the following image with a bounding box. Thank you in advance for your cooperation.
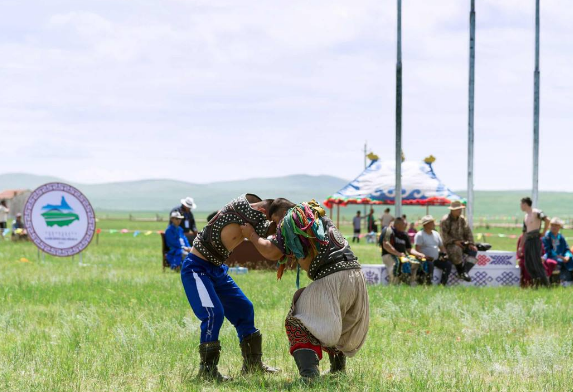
[24,183,96,257]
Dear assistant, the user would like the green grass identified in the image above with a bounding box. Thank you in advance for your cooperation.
[2,219,573,391]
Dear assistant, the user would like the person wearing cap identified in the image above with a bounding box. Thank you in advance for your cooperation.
[171,197,198,237]
[165,210,191,271]
[440,201,477,282]
[415,215,452,285]
[542,217,573,282]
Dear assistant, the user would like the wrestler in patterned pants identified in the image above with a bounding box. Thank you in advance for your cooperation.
[285,269,369,379]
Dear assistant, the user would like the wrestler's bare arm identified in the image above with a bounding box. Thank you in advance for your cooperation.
[542,216,550,235]
[240,223,283,261]
[296,254,312,272]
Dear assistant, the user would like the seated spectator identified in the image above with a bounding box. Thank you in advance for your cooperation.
[542,218,573,282]
[414,215,452,286]
[380,217,426,286]
[12,213,28,241]
[171,197,198,239]
[165,211,191,271]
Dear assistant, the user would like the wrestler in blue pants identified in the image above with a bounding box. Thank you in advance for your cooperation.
[181,252,257,343]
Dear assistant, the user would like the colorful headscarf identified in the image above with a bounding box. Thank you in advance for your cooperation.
[275,200,327,280]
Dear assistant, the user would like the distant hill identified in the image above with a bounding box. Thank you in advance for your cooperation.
[1,173,572,218]
[0,173,348,212]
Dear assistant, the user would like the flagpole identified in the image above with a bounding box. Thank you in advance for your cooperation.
[467,0,476,228]
[532,0,540,207]
[395,0,403,218]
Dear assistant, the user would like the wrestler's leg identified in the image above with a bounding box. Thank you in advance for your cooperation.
[180,264,229,381]
[215,269,278,374]
[285,288,321,381]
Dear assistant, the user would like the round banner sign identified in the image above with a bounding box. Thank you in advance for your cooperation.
[24,183,96,257]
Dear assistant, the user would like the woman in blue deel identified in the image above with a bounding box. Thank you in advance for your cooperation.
[165,210,191,271]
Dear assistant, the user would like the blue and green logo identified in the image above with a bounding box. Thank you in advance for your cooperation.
[41,196,80,227]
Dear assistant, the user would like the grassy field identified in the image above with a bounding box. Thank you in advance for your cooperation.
[2,218,573,391]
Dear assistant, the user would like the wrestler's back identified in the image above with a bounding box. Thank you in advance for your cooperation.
[191,224,244,259]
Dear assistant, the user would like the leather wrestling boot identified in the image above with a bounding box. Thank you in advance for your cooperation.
[198,341,232,382]
[322,351,346,376]
[292,348,320,382]
[455,263,471,282]
[240,330,280,374]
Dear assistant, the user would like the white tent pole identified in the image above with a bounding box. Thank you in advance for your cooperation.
[395,0,403,218]
[532,0,541,207]
[467,0,476,228]
[363,142,368,230]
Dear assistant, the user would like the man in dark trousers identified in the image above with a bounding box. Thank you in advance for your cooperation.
[521,197,550,287]
[171,197,198,238]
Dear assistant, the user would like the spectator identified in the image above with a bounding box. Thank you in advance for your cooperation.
[12,213,28,241]
[415,215,452,286]
[440,201,477,282]
[380,208,394,230]
[165,211,191,271]
[407,221,417,243]
[364,208,375,233]
[207,210,219,223]
[0,200,8,238]
[171,197,198,238]
[380,217,425,286]
[402,214,408,226]
[542,217,573,282]
[517,228,557,287]
[352,211,364,243]
[520,196,550,287]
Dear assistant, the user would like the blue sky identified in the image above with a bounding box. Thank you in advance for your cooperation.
[1,0,572,190]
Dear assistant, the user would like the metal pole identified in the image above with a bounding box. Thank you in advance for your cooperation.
[532,0,540,207]
[363,142,368,230]
[395,0,403,218]
[467,0,476,228]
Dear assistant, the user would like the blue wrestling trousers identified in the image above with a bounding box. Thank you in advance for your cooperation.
[181,252,257,343]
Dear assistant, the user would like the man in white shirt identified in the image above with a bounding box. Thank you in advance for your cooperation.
[414,215,452,285]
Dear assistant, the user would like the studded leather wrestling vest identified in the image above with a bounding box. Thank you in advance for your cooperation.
[193,194,271,267]
[307,216,361,281]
